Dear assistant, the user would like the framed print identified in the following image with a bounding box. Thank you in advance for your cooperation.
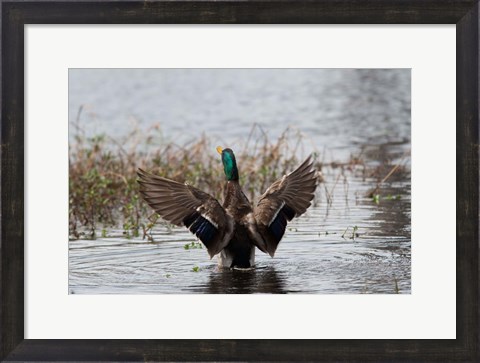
[1,1,478,361]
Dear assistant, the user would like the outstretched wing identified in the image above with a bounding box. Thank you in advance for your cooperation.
[137,169,233,258]
[254,156,318,257]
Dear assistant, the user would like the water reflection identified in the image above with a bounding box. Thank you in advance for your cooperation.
[202,266,286,294]
[361,143,411,241]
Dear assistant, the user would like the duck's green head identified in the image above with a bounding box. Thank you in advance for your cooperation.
[216,146,239,181]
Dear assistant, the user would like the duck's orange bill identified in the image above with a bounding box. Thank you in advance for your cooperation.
[216,146,223,154]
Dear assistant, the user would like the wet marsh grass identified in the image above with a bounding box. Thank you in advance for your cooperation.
[69,122,410,241]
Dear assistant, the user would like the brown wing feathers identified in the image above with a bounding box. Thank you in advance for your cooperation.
[137,154,317,260]
[137,168,233,257]
[255,155,318,256]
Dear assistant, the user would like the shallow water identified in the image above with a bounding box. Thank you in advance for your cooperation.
[69,69,411,294]
[69,144,411,294]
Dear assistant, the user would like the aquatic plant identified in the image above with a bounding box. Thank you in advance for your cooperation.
[184,242,203,250]
[69,122,320,239]
[342,225,359,240]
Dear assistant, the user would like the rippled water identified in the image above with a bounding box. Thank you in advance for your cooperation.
[69,69,411,294]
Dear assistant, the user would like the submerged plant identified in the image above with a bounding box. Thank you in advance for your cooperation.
[342,225,359,240]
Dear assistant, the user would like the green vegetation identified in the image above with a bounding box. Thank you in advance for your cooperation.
[372,193,402,204]
[184,241,203,250]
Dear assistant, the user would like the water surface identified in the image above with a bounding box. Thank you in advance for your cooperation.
[69,69,411,294]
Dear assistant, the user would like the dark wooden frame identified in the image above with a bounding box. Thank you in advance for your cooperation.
[1,1,478,361]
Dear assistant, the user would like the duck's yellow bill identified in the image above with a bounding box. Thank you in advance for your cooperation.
[216,146,223,154]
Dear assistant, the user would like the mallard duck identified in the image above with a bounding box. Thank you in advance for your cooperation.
[137,147,318,268]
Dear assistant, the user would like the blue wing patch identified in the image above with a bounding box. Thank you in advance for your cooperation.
[268,204,295,243]
[183,212,218,249]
